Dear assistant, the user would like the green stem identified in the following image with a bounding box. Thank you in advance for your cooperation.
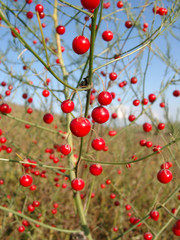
[3,113,65,136]
[36,12,50,66]
[0,205,81,234]
[0,158,73,171]
[84,178,95,215]
[82,137,180,165]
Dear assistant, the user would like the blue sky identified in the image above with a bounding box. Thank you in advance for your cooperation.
[0,0,179,123]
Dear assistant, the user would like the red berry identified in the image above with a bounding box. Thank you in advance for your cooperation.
[102,30,114,41]
[125,204,131,210]
[146,141,152,148]
[142,98,148,105]
[0,104,11,114]
[101,184,106,189]
[6,147,12,153]
[89,164,103,176]
[0,137,6,143]
[130,76,137,84]
[42,89,50,97]
[60,144,71,155]
[0,179,4,184]
[158,8,166,16]
[39,12,45,19]
[27,204,35,212]
[153,6,159,14]
[56,25,66,35]
[153,145,162,154]
[132,218,142,227]
[71,178,85,191]
[140,139,146,146]
[108,130,117,136]
[143,23,149,28]
[26,0,33,3]
[42,23,46,28]
[160,102,165,108]
[32,200,40,207]
[72,36,90,55]
[161,162,171,169]
[109,72,117,81]
[81,0,100,10]
[53,203,59,208]
[11,27,20,38]
[114,201,120,206]
[117,1,123,8]
[173,90,180,97]
[143,123,152,132]
[112,113,117,119]
[43,113,54,124]
[157,169,172,184]
[118,82,124,88]
[18,226,25,232]
[111,92,116,99]
[20,175,32,187]
[128,115,135,122]
[130,217,136,224]
[35,4,44,13]
[61,100,74,113]
[28,97,33,103]
[98,91,112,106]
[91,106,109,124]
[144,232,153,240]
[171,208,177,214]
[176,219,180,228]
[103,2,110,9]
[30,185,36,191]
[148,93,156,103]
[1,81,6,87]
[22,220,30,227]
[101,71,106,77]
[133,99,140,106]
[70,117,91,137]
[173,226,180,236]
[158,123,165,130]
[125,21,132,28]
[26,11,33,19]
[27,108,33,114]
[5,90,11,96]
[106,179,111,184]
[110,193,116,199]
[22,93,28,99]
[51,208,57,214]
[91,137,105,151]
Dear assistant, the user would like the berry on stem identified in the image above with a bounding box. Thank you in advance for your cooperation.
[43,113,54,124]
[81,0,100,10]
[71,178,85,191]
[89,164,103,176]
[91,137,105,151]
[157,169,172,184]
[92,106,109,124]
[61,100,74,113]
[70,117,91,137]
[72,36,90,55]
[98,91,112,106]
[102,31,113,41]
[20,175,32,187]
